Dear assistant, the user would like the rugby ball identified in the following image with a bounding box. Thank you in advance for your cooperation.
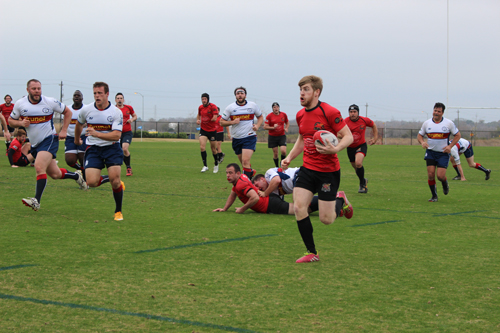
[313,130,338,147]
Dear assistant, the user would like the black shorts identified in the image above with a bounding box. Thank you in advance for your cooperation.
[347,143,368,162]
[268,135,287,148]
[7,125,15,133]
[14,154,30,167]
[121,131,133,146]
[266,194,290,215]
[200,129,217,141]
[216,132,224,142]
[294,166,340,201]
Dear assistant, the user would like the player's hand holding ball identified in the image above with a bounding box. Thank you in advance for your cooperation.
[314,130,339,154]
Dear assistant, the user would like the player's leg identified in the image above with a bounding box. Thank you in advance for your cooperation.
[426,163,438,201]
[209,138,219,173]
[293,186,316,258]
[31,151,53,205]
[466,154,491,179]
[85,168,103,188]
[241,148,255,178]
[199,134,209,172]
[272,147,279,167]
[354,152,368,193]
[108,165,124,220]
[46,155,86,190]
[279,142,287,167]
[241,136,257,178]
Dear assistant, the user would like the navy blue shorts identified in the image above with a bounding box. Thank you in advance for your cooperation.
[31,135,59,159]
[232,135,257,155]
[463,145,474,159]
[84,143,123,169]
[425,149,450,168]
[65,135,87,154]
[294,166,340,201]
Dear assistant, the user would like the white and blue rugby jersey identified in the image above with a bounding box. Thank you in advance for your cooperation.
[10,95,66,147]
[264,167,300,196]
[78,102,122,147]
[221,101,261,139]
[419,117,459,152]
[67,104,87,137]
[450,138,471,165]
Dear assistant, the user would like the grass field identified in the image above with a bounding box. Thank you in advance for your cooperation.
[0,140,499,332]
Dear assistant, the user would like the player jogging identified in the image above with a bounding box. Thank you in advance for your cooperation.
[1,94,14,151]
[450,138,491,181]
[197,93,220,173]
[417,102,461,202]
[344,104,378,193]
[221,87,263,179]
[264,102,289,168]
[115,93,137,176]
[64,90,87,173]
[9,79,87,211]
[75,82,125,221]
[281,75,354,263]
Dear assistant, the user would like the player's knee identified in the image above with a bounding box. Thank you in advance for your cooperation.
[319,213,335,225]
[355,162,363,169]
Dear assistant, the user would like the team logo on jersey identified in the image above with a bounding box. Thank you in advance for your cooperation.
[360,125,365,130]
[335,117,341,124]
[89,117,94,120]
[21,109,29,116]
[314,122,326,130]
[42,108,50,113]
[107,116,114,123]
[55,100,62,108]
[321,183,331,192]
[442,126,447,131]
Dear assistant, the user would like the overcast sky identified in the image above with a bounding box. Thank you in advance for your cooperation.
[1,0,498,123]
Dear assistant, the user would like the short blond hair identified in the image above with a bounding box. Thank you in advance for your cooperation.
[15,128,27,137]
[298,75,323,96]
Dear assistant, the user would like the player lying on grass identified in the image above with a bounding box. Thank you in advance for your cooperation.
[213,163,318,215]
[253,167,352,219]
[8,128,34,167]
[449,138,491,181]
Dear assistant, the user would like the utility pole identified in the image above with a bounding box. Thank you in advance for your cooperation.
[365,103,368,117]
[457,110,460,128]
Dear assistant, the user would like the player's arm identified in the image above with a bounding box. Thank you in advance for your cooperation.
[129,112,138,123]
[368,123,379,145]
[58,107,73,140]
[0,114,11,142]
[213,191,237,212]
[284,119,289,133]
[7,147,16,166]
[263,121,274,130]
[220,116,239,126]
[253,114,264,131]
[444,132,461,154]
[227,125,232,140]
[86,128,121,142]
[262,176,281,197]
[417,133,429,149]
[74,122,84,145]
[235,189,260,214]
[281,134,304,169]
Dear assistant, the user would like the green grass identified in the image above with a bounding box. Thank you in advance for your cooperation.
[1,141,499,332]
